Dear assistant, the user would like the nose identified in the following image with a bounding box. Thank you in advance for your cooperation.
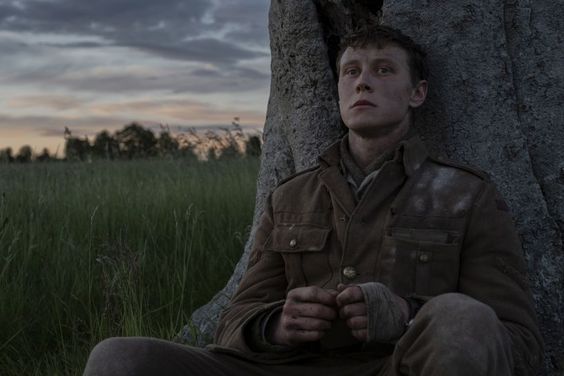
[355,71,373,93]
[356,82,372,93]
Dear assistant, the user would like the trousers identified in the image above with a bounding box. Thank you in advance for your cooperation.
[83,293,514,376]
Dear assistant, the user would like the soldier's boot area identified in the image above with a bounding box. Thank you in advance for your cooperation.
[392,293,514,376]
[83,293,514,376]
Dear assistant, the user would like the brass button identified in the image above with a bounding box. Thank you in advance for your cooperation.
[419,254,429,263]
[289,239,297,248]
[342,266,357,279]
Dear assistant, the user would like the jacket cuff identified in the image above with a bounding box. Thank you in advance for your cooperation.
[358,282,407,344]
[245,303,294,353]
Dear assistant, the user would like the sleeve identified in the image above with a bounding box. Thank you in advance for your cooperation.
[459,181,544,375]
[213,194,289,352]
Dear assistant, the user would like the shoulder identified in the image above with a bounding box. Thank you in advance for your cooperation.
[423,155,511,211]
[420,155,494,197]
[269,165,331,212]
[273,165,322,195]
[425,155,490,182]
[400,155,494,217]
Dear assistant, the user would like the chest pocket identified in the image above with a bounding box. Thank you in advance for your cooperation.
[378,227,461,297]
[265,224,332,289]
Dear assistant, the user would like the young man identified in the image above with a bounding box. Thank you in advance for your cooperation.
[84,26,542,376]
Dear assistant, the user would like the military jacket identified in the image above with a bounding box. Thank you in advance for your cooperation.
[211,135,542,372]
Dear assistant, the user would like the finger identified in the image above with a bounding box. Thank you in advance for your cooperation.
[284,316,332,331]
[339,302,367,319]
[284,300,338,321]
[288,286,337,306]
[337,283,348,292]
[286,330,326,345]
[326,289,339,298]
[345,315,368,331]
[351,329,368,342]
[336,286,364,306]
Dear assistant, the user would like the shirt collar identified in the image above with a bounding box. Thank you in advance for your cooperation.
[319,129,428,177]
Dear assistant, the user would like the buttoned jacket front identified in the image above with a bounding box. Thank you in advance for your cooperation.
[212,135,542,372]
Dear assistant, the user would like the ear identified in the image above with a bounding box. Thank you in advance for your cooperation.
[409,80,428,108]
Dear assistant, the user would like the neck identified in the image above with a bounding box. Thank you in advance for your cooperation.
[347,124,410,172]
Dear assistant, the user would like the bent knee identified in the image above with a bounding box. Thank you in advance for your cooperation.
[84,337,150,376]
[397,294,513,374]
[89,337,137,360]
[419,293,497,324]
[413,293,506,347]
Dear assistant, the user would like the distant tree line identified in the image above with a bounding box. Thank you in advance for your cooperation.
[0,120,262,164]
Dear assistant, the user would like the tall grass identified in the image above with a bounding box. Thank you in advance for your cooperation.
[0,158,259,375]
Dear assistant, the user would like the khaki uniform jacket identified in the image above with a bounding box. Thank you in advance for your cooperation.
[211,136,543,372]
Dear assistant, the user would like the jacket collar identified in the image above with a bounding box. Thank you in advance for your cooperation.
[319,131,429,177]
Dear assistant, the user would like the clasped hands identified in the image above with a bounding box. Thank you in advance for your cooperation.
[267,284,409,346]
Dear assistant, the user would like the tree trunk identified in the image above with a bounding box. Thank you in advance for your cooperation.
[178,1,563,374]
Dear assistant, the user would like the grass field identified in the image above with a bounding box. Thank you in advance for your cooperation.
[0,158,259,375]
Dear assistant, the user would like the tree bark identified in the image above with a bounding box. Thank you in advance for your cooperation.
[380,2,563,374]
[178,1,563,374]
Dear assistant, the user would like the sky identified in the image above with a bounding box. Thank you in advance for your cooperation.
[0,0,271,156]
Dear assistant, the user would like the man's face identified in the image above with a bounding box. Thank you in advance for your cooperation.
[337,43,427,138]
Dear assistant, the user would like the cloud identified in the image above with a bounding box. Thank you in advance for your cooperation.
[0,36,29,54]
[3,50,269,95]
[7,95,85,110]
[92,97,266,125]
[0,33,270,96]
[0,0,270,64]
[80,65,269,95]
[0,0,210,34]
[0,0,272,98]
[1,95,266,128]
[127,38,267,64]
[0,0,271,151]
[41,41,108,48]
[212,0,270,47]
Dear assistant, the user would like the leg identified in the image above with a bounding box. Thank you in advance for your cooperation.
[83,337,389,376]
[391,293,514,376]
[83,337,259,376]
[83,336,393,376]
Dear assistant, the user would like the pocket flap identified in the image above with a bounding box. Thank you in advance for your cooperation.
[266,225,330,252]
[389,227,458,244]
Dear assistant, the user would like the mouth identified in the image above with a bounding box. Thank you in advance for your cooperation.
[351,99,376,108]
